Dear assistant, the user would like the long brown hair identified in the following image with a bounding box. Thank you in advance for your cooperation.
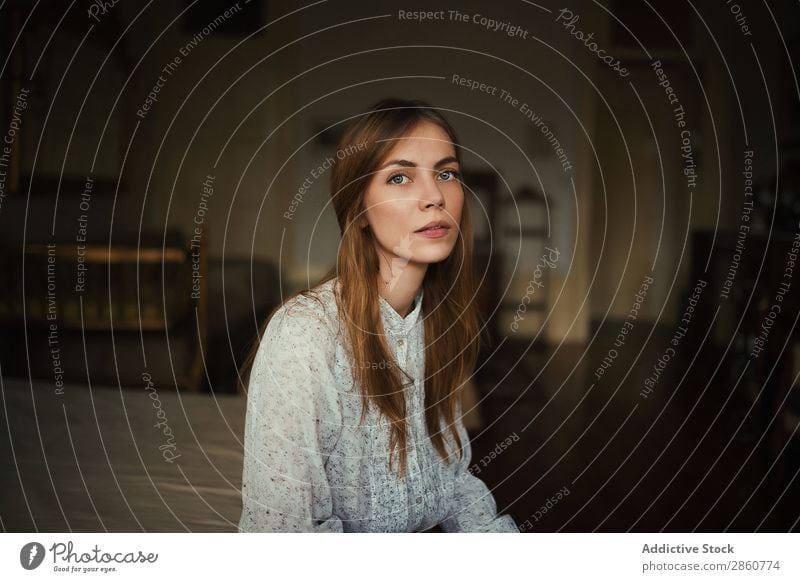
[240,97,480,478]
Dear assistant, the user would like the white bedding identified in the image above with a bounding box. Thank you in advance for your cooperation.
[0,376,245,532]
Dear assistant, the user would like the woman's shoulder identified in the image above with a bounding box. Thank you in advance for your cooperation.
[265,278,341,346]
[247,279,344,420]
[275,278,336,321]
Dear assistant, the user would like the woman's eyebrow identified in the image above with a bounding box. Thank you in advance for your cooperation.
[378,156,459,171]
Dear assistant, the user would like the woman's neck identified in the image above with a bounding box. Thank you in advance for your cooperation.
[377,261,426,318]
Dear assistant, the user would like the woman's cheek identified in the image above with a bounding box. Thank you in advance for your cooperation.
[375,209,405,249]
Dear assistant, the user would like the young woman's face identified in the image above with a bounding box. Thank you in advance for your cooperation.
[361,120,464,267]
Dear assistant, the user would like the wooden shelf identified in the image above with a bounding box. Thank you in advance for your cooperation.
[24,244,187,263]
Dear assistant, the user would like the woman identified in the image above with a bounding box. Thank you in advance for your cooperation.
[238,98,519,533]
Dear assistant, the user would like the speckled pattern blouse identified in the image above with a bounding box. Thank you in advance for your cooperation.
[238,278,519,533]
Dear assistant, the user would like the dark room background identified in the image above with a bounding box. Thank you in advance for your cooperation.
[1,0,800,533]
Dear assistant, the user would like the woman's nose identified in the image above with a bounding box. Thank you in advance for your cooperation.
[419,174,445,208]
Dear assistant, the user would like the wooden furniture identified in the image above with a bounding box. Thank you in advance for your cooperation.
[0,232,207,390]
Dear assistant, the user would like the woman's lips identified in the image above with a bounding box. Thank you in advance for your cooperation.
[414,226,450,238]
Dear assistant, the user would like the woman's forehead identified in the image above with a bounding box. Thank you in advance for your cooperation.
[380,122,456,161]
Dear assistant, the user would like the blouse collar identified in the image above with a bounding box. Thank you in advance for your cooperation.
[378,287,424,337]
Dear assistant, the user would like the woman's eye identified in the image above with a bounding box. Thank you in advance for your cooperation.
[438,169,460,181]
[387,173,410,185]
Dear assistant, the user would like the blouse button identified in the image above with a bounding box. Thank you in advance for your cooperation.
[415,496,422,504]
[398,339,405,346]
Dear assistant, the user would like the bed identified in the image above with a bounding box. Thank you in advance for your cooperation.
[0,376,245,532]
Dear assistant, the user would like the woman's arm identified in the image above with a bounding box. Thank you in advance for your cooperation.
[440,398,519,533]
[238,300,344,532]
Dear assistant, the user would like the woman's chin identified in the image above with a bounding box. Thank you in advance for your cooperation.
[413,249,455,265]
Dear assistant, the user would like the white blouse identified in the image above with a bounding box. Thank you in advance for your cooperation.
[238,277,519,533]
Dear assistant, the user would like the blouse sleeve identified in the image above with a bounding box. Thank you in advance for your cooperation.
[238,299,344,532]
[440,399,520,533]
